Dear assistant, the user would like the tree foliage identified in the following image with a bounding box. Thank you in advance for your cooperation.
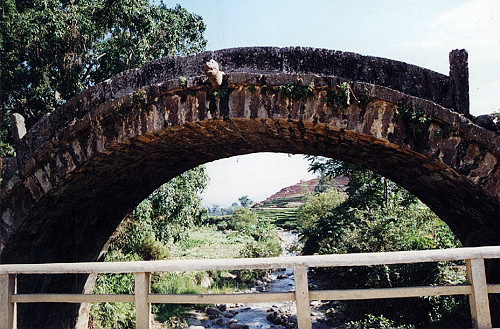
[111,166,209,255]
[301,157,468,327]
[92,166,209,327]
[297,187,346,233]
[0,0,206,156]
[238,195,253,208]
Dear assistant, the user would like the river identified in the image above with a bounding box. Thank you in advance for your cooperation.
[187,229,336,329]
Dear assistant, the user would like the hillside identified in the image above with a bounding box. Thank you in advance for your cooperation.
[253,177,348,209]
[252,177,348,229]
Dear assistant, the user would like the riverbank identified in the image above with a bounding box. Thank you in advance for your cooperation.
[183,229,338,329]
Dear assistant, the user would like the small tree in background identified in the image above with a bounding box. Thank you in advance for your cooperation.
[238,195,253,208]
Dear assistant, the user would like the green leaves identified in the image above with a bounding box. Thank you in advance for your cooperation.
[0,0,206,155]
[279,82,314,100]
[395,102,431,136]
[301,157,466,327]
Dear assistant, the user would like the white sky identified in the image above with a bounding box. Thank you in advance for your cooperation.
[169,0,500,207]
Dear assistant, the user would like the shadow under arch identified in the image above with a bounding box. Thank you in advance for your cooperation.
[1,47,500,328]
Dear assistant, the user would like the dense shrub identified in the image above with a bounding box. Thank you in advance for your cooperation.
[301,158,470,328]
[229,207,258,230]
[301,201,469,327]
[346,314,414,329]
[223,208,283,283]
[297,188,346,232]
[91,167,208,327]
[227,208,281,258]
[89,251,140,328]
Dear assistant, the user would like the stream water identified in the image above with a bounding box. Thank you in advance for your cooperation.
[189,230,335,329]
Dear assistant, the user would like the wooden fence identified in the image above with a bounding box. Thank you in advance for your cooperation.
[1,246,500,329]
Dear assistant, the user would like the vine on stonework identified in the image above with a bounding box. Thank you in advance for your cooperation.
[279,82,315,100]
[395,102,431,135]
[326,82,369,111]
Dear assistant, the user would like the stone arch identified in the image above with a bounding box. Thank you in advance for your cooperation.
[1,47,500,328]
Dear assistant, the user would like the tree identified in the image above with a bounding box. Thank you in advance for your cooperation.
[296,187,346,233]
[92,166,209,327]
[111,165,209,254]
[238,195,253,208]
[302,157,467,327]
[0,0,206,156]
[306,156,417,209]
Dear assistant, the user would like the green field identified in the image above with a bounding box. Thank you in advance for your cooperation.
[251,207,299,230]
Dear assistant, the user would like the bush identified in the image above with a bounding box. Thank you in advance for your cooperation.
[234,214,282,284]
[297,188,347,232]
[240,239,280,258]
[347,314,414,329]
[300,199,469,327]
[89,251,140,328]
[151,272,202,322]
[229,207,258,230]
[89,302,135,329]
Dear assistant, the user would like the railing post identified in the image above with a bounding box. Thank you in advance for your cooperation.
[135,272,151,329]
[294,265,311,329]
[466,258,492,328]
[0,274,16,329]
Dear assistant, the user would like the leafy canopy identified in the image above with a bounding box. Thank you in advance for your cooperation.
[111,165,210,257]
[301,157,466,327]
[0,0,206,156]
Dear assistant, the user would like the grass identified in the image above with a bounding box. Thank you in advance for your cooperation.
[90,220,279,328]
[171,225,254,259]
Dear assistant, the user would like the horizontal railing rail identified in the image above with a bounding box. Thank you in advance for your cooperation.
[1,246,499,329]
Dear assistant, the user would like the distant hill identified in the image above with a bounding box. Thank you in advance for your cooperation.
[253,177,348,209]
[251,177,348,229]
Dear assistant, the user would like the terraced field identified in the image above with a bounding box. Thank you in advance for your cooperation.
[251,207,299,230]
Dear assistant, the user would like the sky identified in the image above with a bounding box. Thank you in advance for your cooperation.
[168,0,500,207]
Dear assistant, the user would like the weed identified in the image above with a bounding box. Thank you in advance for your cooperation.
[434,125,458,138]
[326,82,361,110]
[279,82,314,100]
[213,85,230,98]
[493,110,500,131]
[133,89,147,106]
[179,76,187,88]
[132,89,153,115]
[179,76,198,97]
[346,314,414,329]
[247,85,256,93]
[396,102,431,134]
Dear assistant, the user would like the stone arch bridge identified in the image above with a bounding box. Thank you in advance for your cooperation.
[1,47,500,328]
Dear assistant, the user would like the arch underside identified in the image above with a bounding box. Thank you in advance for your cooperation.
[4,117,500,266]
[6,113,500,325]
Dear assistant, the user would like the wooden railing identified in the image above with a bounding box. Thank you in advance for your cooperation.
[1,246,500,329]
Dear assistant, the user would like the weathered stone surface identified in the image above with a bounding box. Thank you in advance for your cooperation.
[187,318,202,326]
[206,306,223,316]
[10,113,26,142]
[449,49,470,116]
[14,47,456,167]
[1,47,500,328]
[0,157,17,182]
[474,114,500,134]
[228,323,249,329]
